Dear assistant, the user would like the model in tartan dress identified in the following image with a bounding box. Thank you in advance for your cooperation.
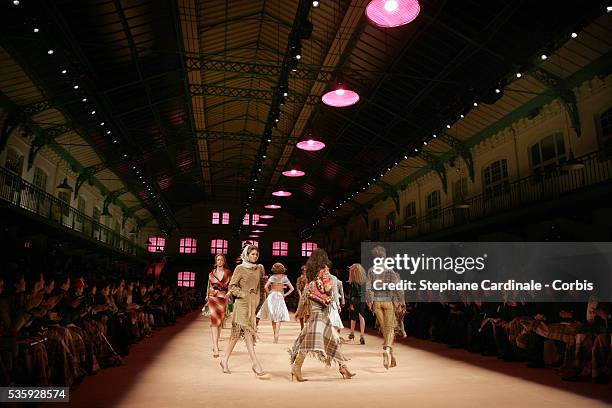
[206,254,232,358]
[288,248,355,382]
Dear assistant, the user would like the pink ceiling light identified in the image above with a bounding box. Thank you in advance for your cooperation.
[366,0,420,28]
[252,230,264,233]
[322,86,360,107]
[249,234,260,238]
[296,138,325,151]
[272,190,292,197]
[265,203,282,209]
[282,169,305,177]
[259,214,274,219]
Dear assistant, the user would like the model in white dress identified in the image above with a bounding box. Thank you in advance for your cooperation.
[256,263,294,343]
[328,275,344,330]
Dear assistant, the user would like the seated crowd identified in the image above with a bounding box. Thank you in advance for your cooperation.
[404,297,612,384]
[0,261,200,387]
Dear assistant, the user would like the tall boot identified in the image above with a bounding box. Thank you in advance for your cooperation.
[291,353,307,382]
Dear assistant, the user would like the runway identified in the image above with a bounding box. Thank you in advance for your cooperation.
[52,311,612,408]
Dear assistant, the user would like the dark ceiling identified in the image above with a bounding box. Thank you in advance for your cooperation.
[0,0,605,234]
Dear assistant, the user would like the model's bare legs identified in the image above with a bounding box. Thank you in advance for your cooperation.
[244,334,264,373]
[220,335,239,372]
[211,324,219,355]
[358,313,365,336]
[273,322,281,342]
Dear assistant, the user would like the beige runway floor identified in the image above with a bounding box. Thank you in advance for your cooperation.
[50,311,612,408]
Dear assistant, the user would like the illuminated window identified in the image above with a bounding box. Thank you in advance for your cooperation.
[179,237,197,254]
[272,241,288,256]
[148,236,165,253]
[242,213,260,225]
[212,211,230,225]
[242,240,258,248]
[210,239,228,254]
[301,242,317,257]
[178,271,195,287]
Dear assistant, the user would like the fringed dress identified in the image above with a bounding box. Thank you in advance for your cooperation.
[294,275,310,320]
[228,264,263,342]
[206,267,232,327]
[289,283,349,367]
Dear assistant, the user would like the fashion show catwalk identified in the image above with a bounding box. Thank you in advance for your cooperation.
[47,312,611,408]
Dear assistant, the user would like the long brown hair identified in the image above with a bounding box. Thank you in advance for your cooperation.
[305,248,330,281]
[213,254,229,270]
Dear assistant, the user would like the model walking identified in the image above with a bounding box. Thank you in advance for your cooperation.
[206,254,232,358]
[219,245,266,377]
[294,265,310,330]
[289,248,356,382]
[348,263,367,345]
[366,246,406,369]
[256,262,294,343]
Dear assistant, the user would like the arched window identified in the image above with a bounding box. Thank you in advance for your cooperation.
[210,239,228,254]
[301,242,317,257]
[599,107,612,157]
[272,241,288,256]
[242,240,258,248]
[530,133,566,175]
[147,236,165,253]
[179,237,197,254]
[4,147,23,176]
[32,167,48,191]
[178,272,195,287]
[212,211,230,225]
[483,159,509,199]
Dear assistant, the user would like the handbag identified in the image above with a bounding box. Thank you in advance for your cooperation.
[307,275,332,306]
[201,303,211,317]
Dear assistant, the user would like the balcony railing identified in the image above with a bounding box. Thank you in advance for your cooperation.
[385,150,612,240]
[0,166,145,257]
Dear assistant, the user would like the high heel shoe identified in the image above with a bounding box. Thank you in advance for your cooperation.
[348,332,354,340]
[213,348,219,358]
[219,360,231,374]
[382,347,390,370]
[390,347,397,368]
[252,365,267,377]
[360,335,365,345]
[339,365,356,379]
[291,353,307,382]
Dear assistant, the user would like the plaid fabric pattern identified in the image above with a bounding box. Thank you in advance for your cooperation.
[289,285,348,366]
[516,320,581,349]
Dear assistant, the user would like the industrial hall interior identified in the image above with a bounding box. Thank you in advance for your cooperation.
[0,1,611,407]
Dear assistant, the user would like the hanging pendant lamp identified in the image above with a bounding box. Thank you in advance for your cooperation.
[322,82,360,107]
[56,177,73,193]
[366,0,421,28]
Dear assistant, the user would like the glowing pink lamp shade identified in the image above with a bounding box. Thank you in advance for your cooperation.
[272,190,292,197]
[265,204,281,209]
[254,223,268,227]
[259,214,274,219]
[322,88,360,107]
[366,0,420,28]
[296,139,325,151]
[249,234,260,238]
[252,230,264,233]
[282,169,305,177]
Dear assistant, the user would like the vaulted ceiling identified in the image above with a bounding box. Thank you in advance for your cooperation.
[0,0,606,235]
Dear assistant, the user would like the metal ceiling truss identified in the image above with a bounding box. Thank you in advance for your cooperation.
[189,84,319,105]
[530,67,582,136]
[419,150,448,193]
[185,57,370,84]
